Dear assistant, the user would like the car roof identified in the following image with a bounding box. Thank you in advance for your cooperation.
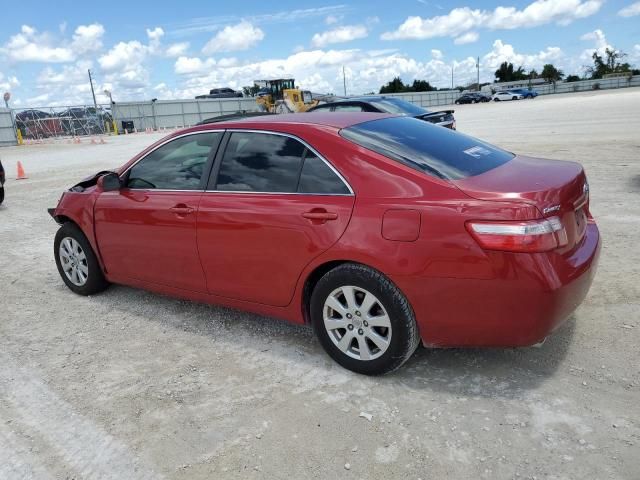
[186,112,397,130]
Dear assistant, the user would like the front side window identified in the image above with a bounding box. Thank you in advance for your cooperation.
[215,132,305,192]
[127,132,222,190]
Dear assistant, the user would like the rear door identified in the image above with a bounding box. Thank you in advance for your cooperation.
[95,131,223,292]
[197,130,355,306]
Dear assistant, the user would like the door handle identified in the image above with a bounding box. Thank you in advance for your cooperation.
[302,210,338,223]
[170,204,195,215]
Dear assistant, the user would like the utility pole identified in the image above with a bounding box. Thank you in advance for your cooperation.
[476,56,480,91]
[342,66,347,96]
[88,69,98,108]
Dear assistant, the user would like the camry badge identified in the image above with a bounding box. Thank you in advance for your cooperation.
[543,205,561,215]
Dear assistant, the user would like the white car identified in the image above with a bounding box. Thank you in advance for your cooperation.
[492,91,524,101]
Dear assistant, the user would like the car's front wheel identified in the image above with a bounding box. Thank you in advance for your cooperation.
[54,223,109,295]
[310,263,420,375]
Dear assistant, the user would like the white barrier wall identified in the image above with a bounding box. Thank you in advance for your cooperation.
[112,98,259,132]
[0,109,17,146]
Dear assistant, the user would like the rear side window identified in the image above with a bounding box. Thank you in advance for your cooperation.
[340,116,514,180]
[127,132,222,190]
[298,152,350,194]
[215,132,305,192]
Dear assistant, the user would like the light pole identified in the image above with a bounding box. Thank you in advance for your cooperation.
[103,89,118,135]
[451,65,454,89]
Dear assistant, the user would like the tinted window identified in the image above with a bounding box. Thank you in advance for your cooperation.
[215,132,305,192]
[366,98,427,116]
[341,117,514,180]
[308,104,332,112]
[332,104,364,112]
[127,132,221,189]
[298,152,350,194]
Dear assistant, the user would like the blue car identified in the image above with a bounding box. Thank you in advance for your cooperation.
[508,88,539,99]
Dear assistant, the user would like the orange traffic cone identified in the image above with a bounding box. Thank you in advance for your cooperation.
[16,161,28,180]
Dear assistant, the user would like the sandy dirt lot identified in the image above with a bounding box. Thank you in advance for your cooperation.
[1,88,639,479]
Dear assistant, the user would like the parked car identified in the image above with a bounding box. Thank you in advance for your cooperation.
[455,93,490,104]
[195,88,243,99]
[508,88,539,99]
[49,113,600,375]
[492,91,525,101]
[307,96,456,129]
[0,158,4,205]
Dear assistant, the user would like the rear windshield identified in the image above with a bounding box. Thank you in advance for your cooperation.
[340,116,514,180]
[367,98,427,116]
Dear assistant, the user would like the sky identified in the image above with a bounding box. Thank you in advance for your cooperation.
[0,0,639,107]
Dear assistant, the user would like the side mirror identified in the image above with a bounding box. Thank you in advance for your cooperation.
[99,172,122,192]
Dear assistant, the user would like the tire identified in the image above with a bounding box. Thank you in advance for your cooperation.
[494,98,500,102]
[54,222,109,295]
[310,263,420,375]
[0,187,4,205]
[513,96,518,101]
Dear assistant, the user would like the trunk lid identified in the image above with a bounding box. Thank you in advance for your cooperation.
[453,155,590,250]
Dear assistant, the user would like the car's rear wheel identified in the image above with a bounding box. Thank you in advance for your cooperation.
[513,96,518,100]
[54,223,109,295]
[310,263,420,375]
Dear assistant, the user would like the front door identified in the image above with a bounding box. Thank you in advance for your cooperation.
[197,131,355,306]
[95,131,223,292]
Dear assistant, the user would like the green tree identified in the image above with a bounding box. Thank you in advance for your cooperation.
[242,85,260,97]
[494,62,528,82]
[541,64,564,83]
[380,77,407,94]
[588,48,631,79]
[410,79,435,92]
[565,74,581,82]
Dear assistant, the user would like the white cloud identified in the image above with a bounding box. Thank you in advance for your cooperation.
[382,0,603,41]
[1,25,74,63]
[71,23,105,55]
[618,2,640,16]
[454,31,479,45]
[202,21,264,54]
[98,41,147,72]
[325,15,341,25]
[174,56,217,75]
[483,39,563,70]
[0,72,20,91]
[579,29,612,61]
[311,25,368,47]
[166,42,189,57]
[431,49,443,60]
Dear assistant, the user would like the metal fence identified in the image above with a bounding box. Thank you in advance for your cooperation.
[111,98,259,132]
[0,109,17,146]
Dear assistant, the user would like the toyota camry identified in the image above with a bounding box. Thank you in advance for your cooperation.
[49,113,600,375]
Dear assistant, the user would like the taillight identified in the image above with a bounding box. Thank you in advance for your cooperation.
[466,217,567,253]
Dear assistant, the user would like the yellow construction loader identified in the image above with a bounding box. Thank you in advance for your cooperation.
[254,78,320,113]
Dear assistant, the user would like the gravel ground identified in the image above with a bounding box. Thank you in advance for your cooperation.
[0,88,639,480]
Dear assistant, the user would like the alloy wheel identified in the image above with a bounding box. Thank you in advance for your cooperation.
[59,237,89,286]
[323,285,392,361]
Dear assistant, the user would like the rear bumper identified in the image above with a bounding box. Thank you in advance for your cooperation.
[392,222,601,347]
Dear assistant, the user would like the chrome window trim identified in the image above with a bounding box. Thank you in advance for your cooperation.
[207,129,355,196]
[120,129,225,180]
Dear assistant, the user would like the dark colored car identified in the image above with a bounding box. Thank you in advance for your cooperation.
[508,88,539,99]
[196,88,243,99]
[49,113,600,375]
[0,159,4,205]
[455,93,490,104]
[307,96,456,129]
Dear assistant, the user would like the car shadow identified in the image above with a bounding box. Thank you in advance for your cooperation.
[92,284,574,399]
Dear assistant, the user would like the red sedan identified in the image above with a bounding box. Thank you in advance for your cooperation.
[49,113,600,375]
